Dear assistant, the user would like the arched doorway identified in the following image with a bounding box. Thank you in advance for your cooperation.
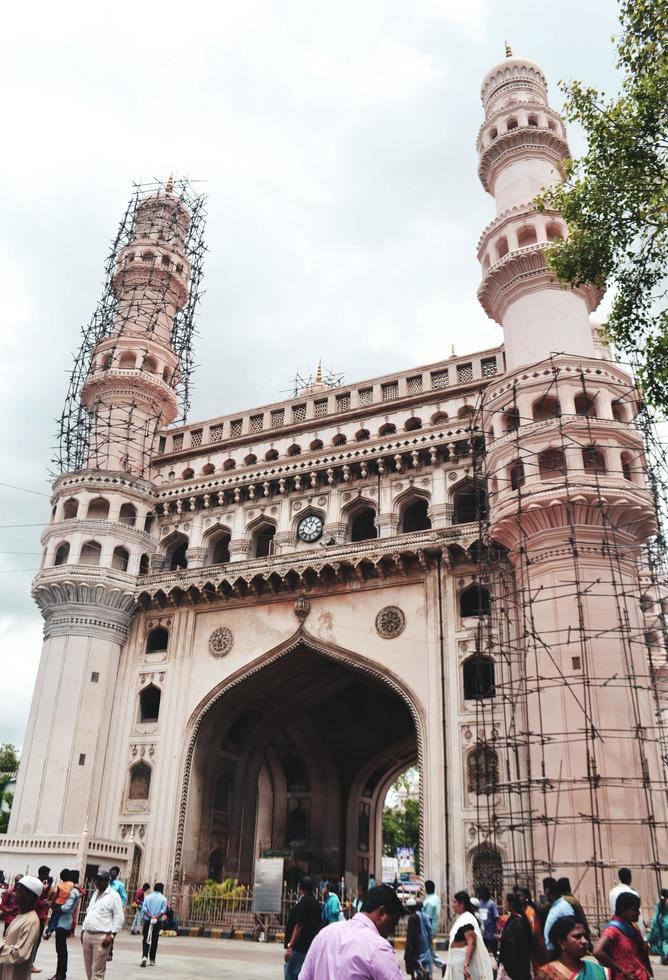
[176,635,421,889]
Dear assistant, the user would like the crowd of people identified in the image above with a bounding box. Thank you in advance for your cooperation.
[1,865,667,980]
[0,865,175,980]
[283,868,667,980]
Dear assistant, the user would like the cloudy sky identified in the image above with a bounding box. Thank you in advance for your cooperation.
[1,0,622,748]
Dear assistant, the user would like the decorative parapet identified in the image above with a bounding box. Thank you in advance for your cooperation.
[32,568,138,641]
[478,127,569,194]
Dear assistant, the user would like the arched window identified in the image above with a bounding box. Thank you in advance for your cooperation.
[139,684,161,723]
[378,423,396,437]
[463,656,495,700]
[252,523,276,558]
[472,844,503,898]
[350,507,377,542]
[162,366,172,383]
[509,459,525,490]
[309,439,323,452]
[621,452,633,482]
[458,405,475,422]
[355,429,370,442]
[287,444,302,456]
[527,114,538,127]
[460,584,491,618]
[431,412,448,425]
[244,453,257,466]
[506,117,518,131]
[54,542,70,566]
[223,458,236,471]
[611,401,627,423]
[112,546,129,572]
[146,627,169,653]
[63,498,79,519]
[118,351,136,369]
[139,554,150,575]
[332,433,347,446]
[128,761,151,801]
[165,533,188,570]
[490,126,498,140]
[119,503,137,526]
[467,745,499,794]
[80,541,102,566]
[265,448,280,461]
[538,448,566,480]
[405,417,422,431]
[532,395,560,421]
[144,513,155,533]
[503,407,520,432]
[401,498,431,533]
[575,391,597,417]
[517,225,538,247]
[141,251,156,264]
[208,848,224,882]
[452,481,488,524]
[214,772,233,817]
[582,446,606,474]
[286,802,309,846]
[202,462,216,475]
[496,237,509,260]
[210,532,231,565]
[142,356,157,373]
[283,757,310,792]
[545,222,564,242]
[87,497,110,520]
[182,468,194,480]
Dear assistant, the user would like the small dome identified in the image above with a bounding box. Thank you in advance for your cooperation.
[481,55,547,109]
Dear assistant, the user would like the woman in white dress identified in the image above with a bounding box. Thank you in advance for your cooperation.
[445,891,494,980]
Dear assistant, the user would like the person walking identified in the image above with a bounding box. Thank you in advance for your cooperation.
[0,876,43,980]
[422,882,445,977]
[130,885,149,936]
[593,893,651,980]
[139,884,167,968]
[518,888,547,969]
[609,870,646,939]
[648,889,668,964]
[556,880,590,943]
[321,883,342,926]
[283,877,321,980]
[1,878,23,936]
[300,884,405,979]
[46,874,79,980]
[497,893,532,980]
[405,898,434,979]
[538,916,609,980]
[475,887,500,957]
[445,891,494,980]
[543,882,575,956]
[80,870,124,980]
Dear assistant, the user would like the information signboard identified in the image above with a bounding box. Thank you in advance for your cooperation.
[252,857,284,913]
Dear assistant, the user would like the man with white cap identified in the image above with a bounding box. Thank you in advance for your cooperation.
[0,875,43,980]
[80,871,123,980]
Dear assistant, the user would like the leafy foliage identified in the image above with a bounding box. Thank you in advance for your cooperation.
[0,744,19,776]
[382,798,421,873]
[539,0,668,410]
[190,877,249,914]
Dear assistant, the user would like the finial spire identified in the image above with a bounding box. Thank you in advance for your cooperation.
[505,41,513,58]
[165,175,174,194]
[316,360,322,383]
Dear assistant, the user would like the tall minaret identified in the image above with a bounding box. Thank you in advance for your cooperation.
[476,50,603,368]
[477,56,666,905]
[9,185,196,841]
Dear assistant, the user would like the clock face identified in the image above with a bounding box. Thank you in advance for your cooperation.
[298,514,324,543]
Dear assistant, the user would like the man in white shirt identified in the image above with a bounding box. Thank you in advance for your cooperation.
[609,868,645,936]
[81,870,124,980]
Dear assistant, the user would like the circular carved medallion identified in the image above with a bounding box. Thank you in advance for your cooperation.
[375,606,406,639]
[209,626,234,658]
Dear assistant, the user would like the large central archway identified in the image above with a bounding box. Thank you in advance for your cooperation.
[176,632,421,888]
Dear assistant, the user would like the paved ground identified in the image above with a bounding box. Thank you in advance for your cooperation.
[33,932,668,980]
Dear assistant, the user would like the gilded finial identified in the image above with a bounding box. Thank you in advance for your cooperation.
[165,175,174,194]
[505,41,513,58]
[316,360,322,383]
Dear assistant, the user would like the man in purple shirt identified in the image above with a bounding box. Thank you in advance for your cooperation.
[300,884,405,980]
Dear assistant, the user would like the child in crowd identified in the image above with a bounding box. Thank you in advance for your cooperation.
[44,869,75,939]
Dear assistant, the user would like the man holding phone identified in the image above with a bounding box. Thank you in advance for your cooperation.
[80,870,124,980]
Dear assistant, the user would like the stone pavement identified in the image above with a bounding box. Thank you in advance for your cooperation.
[33,932,668,980]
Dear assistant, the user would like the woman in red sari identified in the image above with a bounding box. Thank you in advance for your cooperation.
[539,917,609,980]
[593,893,651,980]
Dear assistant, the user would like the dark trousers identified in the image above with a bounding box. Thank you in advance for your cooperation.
[142,919,160,962]
[55,928,68,978]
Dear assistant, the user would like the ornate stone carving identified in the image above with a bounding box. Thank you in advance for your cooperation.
[208,626,234,658]
[294,596,311,623]
[375,605,406,639]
